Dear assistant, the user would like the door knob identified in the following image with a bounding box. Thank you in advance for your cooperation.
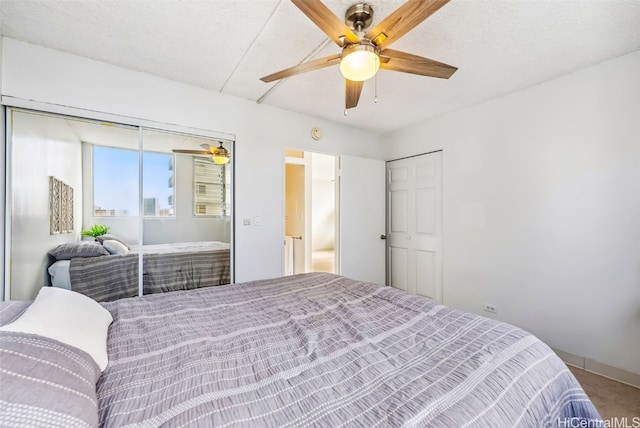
[380,234,387,240]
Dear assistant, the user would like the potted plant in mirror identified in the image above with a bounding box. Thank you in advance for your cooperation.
[81,224,110,241]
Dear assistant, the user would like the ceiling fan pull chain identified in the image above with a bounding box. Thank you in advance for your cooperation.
[344,109,348,116]
[374,72,378,103]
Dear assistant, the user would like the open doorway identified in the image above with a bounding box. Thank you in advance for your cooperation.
[284,149,338,275]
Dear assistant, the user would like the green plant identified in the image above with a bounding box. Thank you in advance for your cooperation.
[81,224,110,237]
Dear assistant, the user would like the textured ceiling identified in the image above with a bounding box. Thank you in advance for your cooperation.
[1,0,639,134]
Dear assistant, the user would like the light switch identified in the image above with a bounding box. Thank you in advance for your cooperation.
[243,218,251,226]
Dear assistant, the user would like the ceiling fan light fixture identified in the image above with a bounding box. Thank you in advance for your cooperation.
[212,143,230,165]
[212,154,230,165]
[339,43,380,82]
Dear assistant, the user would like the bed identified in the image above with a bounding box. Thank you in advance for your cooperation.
[47,241,231,301]
[0,272,601,427]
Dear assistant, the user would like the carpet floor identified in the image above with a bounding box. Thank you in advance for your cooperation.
[568,365,640,422]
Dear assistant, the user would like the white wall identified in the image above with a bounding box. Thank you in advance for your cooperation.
[383,50,640,376]
[9,110,83,300]
[1,38,385,285]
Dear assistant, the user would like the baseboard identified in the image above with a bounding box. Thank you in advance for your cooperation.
[553,348,640,389]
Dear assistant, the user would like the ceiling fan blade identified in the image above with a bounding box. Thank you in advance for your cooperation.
[261,54,341,83]
[199,143,212,151]
[380,49,457,78]
[345,79,364,109]
[172,149,211,155]
[291,0,360,46]
[366,0,450,50]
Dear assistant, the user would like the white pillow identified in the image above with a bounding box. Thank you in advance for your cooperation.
[102,239,129,255]
[0,287,113,370]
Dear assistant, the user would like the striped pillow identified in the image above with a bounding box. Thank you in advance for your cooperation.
[48,242,110,260]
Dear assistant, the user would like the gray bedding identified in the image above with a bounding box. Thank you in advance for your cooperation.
[0,330,101,428]
[69,241,231,302]
[89,272,600,427]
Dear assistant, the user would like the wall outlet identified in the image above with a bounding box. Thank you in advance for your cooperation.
[254,213,262,226]
[484,303,498,314]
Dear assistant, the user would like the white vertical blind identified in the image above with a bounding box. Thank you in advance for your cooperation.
[193,158,227,216]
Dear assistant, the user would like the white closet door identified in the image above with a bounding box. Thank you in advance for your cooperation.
[387,151,443,302]
[340,155,386,285]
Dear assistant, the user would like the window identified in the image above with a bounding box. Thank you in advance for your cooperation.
[93,146,174,217]
[193,158,228,217]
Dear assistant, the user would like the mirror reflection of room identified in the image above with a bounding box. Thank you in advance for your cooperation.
[8,109,232,302]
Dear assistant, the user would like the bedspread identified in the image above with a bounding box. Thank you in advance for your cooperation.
[96,272,601,427]
[69,241,230,302]
[0,330,101,427]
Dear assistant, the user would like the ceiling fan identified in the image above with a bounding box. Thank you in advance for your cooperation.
[260,0,458,110]
[172,142,230,165]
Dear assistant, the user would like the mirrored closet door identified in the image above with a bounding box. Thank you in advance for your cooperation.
[141,129,232,296]
[6,108,233,301]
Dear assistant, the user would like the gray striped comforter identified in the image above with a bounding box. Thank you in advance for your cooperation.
[69,241,230,302]
[96,272,600,427]
[0,331,101,428]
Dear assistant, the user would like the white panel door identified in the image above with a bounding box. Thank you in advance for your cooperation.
[387,152,443,302]
[340,155,386,285]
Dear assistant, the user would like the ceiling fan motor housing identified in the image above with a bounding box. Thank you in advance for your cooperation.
[345,3,373,33]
